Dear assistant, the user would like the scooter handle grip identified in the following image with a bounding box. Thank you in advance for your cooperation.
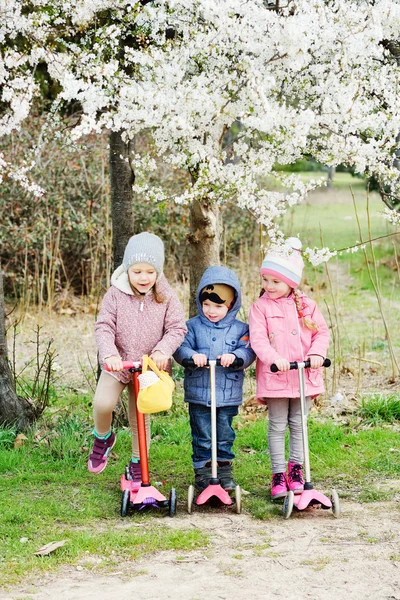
[182,357,244,369]
[105,360,142,371]
[270,358,331,373]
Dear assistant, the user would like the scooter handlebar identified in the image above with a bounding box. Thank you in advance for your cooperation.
[270,358,331,373]
[182,357,244,369]
[104,360,142,372]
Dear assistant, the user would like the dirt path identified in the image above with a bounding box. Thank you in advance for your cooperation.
[1,499,399,600]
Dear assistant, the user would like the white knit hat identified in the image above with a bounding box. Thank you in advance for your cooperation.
[122,232,165,276]
[260,237,304,288]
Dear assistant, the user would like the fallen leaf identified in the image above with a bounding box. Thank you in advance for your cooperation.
[14,434,28,448]
[34,540,67,556]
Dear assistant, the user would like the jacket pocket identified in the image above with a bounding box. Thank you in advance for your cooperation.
[306,368,323,388]
[265,313,285,351]
[263,366,289,391]
[221,371,244,402]
[184,368,207,393]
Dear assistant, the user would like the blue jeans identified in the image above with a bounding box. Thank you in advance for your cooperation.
[189,403,239,468]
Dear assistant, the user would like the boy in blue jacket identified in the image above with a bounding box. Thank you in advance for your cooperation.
[174,266,255,492]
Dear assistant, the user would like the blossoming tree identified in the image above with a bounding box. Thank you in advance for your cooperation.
[2,0,400,419]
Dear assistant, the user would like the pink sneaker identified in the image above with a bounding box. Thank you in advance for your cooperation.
[128,460,142,490]
[88,432,116,474]
[271,472,288,499]
[287,462,304,494]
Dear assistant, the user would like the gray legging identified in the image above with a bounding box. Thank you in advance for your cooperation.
[264,396,311,474]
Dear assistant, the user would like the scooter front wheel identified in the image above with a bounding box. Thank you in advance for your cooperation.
[187,485,194,514]
[331,489,341,518]
[121,489,130,517]
[234,485,242,514]
[282,491,294,519]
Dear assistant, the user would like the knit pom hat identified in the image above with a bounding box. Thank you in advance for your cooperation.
[199,283,235,309]
[260,237,304,288]
[122,232,164,276]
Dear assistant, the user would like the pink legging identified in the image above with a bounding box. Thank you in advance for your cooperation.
[93,371,150,458]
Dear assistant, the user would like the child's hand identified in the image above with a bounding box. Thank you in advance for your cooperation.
[105,355,123,371]
[150,351,169,371]
[274,357,290,372]
[307,354,324,369]
[218,353,236,367]
[192,353,208,367]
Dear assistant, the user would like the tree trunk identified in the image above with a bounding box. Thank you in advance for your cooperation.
[327,166,336,189]
[0,272,33,428]
[110,130,135,269]
[187,198,221,317]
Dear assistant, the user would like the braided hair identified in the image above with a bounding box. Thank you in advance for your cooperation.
[293,289,319,332]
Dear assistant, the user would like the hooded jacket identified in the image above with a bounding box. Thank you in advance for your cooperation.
[249,291,330,399]
[173,266,255,407]
[95,265,187,384]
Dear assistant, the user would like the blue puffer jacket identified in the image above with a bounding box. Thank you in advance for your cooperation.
[173,266,255,407]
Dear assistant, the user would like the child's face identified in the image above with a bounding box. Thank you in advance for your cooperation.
[262,275,292,299]
[202,299,229,323]
[128,262,157,293]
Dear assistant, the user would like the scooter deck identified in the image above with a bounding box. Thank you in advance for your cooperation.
[196,483,233,506]
[293,489,332,511]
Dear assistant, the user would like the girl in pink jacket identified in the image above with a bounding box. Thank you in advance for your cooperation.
[88,232,187,481]
[248,238,330,500]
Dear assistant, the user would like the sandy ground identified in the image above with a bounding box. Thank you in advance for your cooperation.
[1,499,399,600]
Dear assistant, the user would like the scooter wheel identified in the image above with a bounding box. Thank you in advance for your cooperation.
[121,489,130,517]
[169,488,177,517]
[331,489,341,518]
[125,466,132,481]
[187,485,194,514]
[282,491,294,519]
[234,485,242,514]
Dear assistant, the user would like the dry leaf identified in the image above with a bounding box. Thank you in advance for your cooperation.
[35,540,67,556]
[14,434,28,448]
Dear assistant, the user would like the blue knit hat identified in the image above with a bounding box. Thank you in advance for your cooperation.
[122,232,164,276]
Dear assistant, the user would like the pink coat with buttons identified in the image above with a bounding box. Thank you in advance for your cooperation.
[95,266,187,384]
[248,292,330,399]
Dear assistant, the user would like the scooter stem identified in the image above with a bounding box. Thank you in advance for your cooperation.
[298,362,312,485]
[133,371,150,485]
[209,360,218,480]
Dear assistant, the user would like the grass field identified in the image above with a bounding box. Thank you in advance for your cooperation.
[1,386,399,585]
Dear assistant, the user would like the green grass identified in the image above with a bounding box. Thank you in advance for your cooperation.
[1,388,399,585]
[357,394,400,425]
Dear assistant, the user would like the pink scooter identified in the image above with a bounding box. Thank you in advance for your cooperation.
[106,361,176,517]
[182,357,244,514]
[271,358,340,519]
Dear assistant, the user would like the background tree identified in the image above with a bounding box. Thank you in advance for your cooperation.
[2,0,400,423]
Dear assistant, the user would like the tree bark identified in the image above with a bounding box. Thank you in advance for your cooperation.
[0,272,33,428]
[187,198,221,317]
[109,130,135,269]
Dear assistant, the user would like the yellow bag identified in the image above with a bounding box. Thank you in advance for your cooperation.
[137,355,175,414]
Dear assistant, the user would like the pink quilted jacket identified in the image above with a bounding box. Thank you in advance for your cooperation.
[95,266,187,384]
[249,291,330,399]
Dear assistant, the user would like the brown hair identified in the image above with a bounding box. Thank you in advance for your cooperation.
[293,289,319,332]
[129,280,165,303]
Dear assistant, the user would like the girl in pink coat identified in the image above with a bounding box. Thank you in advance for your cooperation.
[249,238,330,500]
[88,232,187,481]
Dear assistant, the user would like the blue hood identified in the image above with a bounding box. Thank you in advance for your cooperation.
[196,266,242,328]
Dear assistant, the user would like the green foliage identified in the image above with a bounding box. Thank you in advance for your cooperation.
[357,394,400,425]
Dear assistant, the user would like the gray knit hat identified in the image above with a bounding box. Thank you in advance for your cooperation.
[122,232,165,276]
